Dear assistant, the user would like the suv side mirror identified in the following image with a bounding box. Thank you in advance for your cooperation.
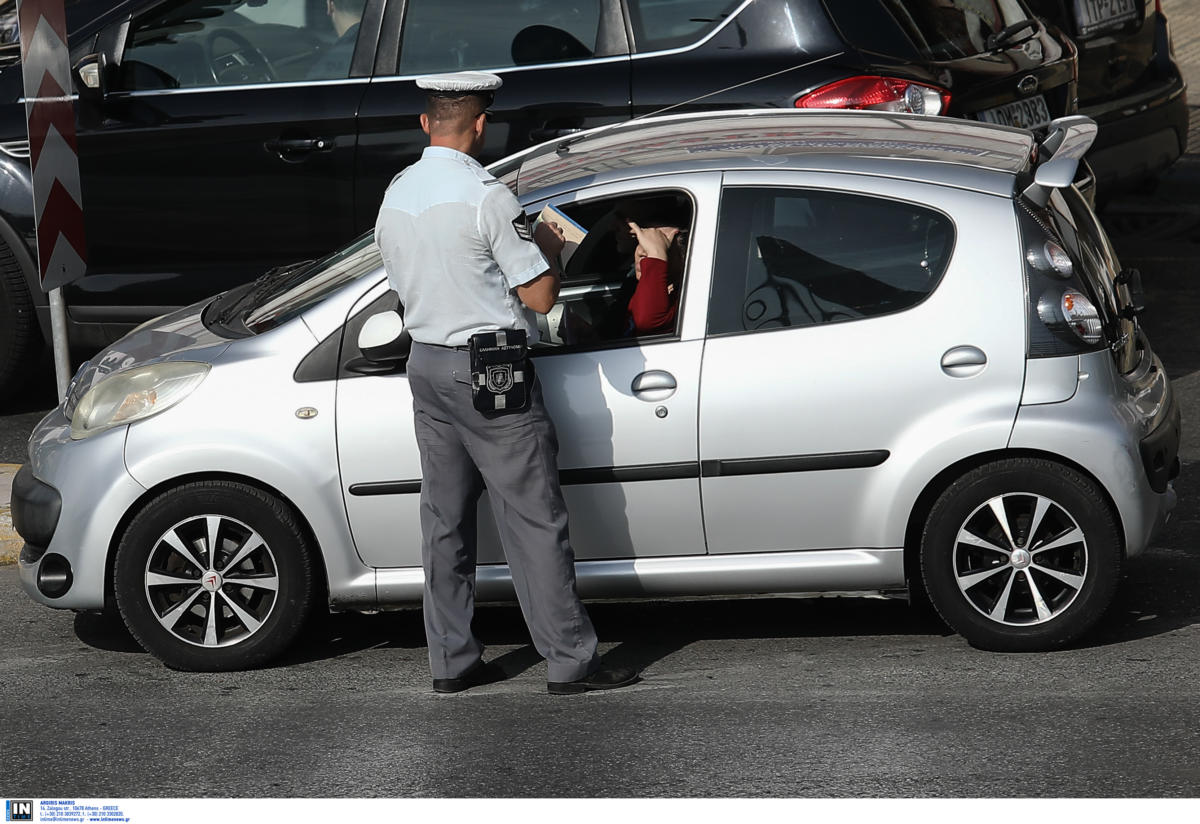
[73,54,103,100]
[357,311,410,364]
[73,52,117,102]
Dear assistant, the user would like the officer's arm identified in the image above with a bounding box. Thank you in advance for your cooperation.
[515,221,565,313]
[481,185,565,315]
[514,272,557,313]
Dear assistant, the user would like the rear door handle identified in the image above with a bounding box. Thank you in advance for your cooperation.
[631,370,677,401]
[265,137,334,159]
[941,346,988,378]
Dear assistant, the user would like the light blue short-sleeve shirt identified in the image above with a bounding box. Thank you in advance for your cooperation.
[374,146,549,347]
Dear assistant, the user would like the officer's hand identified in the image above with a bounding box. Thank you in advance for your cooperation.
[535,220,567,259]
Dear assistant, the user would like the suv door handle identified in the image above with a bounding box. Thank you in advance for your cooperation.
[265,137,334,158]
[631,370,677,401]
[941,346,988,378]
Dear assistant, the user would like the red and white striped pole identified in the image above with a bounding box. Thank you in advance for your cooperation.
[16,0,86,399]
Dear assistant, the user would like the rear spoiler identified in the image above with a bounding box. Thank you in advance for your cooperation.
[1022,115,1098,207]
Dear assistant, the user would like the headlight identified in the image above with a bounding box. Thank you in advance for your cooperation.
[70,362,210,440]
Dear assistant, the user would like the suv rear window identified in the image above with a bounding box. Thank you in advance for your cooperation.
[822,0,1036,61]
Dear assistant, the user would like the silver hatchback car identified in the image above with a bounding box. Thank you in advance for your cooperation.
[13,110,1180,671]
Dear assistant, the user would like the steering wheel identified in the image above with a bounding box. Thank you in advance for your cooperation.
[203,27,277,85]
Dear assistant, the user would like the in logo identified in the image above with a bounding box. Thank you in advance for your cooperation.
[6,800,33,821]
[486,364,514,394]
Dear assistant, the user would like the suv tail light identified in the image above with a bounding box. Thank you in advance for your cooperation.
[1018,201,1106,356]
[794,76,951,116]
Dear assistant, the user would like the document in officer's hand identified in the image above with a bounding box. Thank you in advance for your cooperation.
[535,204,587,267]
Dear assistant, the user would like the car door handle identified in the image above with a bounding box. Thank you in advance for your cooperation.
[529,127,582,142]
[631,370,677,401]
[264,137,334,157]
[941,346,988,378]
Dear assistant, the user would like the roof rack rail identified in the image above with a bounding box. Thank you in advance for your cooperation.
[1022,115,1098,207]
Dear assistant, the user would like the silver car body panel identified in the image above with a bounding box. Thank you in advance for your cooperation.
[1021,355,1081,405]
[19,411,144,610]
[701,171,1026,553]
[121,318,380,608]
[376,548,906,604]
[1009,348,1176,558]
[339,173,723,567]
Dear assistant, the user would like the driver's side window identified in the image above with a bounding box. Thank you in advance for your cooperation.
[531,190,694,350]
[117,0,365,91]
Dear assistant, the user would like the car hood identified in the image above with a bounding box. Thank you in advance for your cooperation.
[65,301,232,409]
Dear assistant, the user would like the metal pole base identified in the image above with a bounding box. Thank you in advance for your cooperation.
[48,287,70,401]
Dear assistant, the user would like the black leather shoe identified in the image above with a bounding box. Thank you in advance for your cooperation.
[547,665,640,695]
[432,661,506,694]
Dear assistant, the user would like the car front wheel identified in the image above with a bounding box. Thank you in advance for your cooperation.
[920,458,1122,651]
[113,480,316,671]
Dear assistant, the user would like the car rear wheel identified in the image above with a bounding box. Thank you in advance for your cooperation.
[920,458,1121,651]
[113,480,316,671]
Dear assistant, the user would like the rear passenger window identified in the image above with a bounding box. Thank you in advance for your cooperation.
[626,0,743,51]
[707,188,954,336]
[398,0,602,74]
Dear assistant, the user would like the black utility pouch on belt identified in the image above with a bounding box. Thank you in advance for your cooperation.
[468,329,530,414]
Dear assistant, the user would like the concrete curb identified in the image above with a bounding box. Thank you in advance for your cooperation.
[1,463,20,566]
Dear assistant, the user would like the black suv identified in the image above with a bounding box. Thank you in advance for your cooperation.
[0,0,1079,397]
[1026,0,1189,193]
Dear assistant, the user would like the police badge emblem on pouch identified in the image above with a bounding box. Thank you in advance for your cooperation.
[469,329,530,414]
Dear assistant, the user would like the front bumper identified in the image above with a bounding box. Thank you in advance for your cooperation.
[16,408,146,610]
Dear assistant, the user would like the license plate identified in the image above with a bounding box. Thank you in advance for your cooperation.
[1072,0,1139,37]
[976,95,1052,131]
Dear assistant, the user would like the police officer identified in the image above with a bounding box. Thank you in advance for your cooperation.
[375,71,639,695]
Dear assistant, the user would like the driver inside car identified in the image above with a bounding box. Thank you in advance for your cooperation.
[307,0,366,78]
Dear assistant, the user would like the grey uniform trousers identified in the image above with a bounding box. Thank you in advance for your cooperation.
[406,341,600,683]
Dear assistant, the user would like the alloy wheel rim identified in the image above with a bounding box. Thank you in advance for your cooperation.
[953,492,1088,627]
[142,514,279,648]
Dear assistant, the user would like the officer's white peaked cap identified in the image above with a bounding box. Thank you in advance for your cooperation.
[415,71,503,96]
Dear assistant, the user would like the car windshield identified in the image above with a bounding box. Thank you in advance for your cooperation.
[243,232,383,334]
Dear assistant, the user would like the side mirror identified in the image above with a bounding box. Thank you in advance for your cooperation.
[357,311,409,364]
[73,53,110,102]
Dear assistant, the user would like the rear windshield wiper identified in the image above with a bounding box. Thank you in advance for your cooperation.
[986,19,1038,52]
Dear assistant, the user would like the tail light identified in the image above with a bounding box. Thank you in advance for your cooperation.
[1018,202,1106,356]
[1037,290,1103,345]
[794,76,951,116]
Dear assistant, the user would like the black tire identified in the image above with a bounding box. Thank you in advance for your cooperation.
[113,480,316,671]
[920,458,1121,652]
[0,238,44,400]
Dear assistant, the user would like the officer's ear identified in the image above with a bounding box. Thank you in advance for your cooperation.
[419,112,431,136]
